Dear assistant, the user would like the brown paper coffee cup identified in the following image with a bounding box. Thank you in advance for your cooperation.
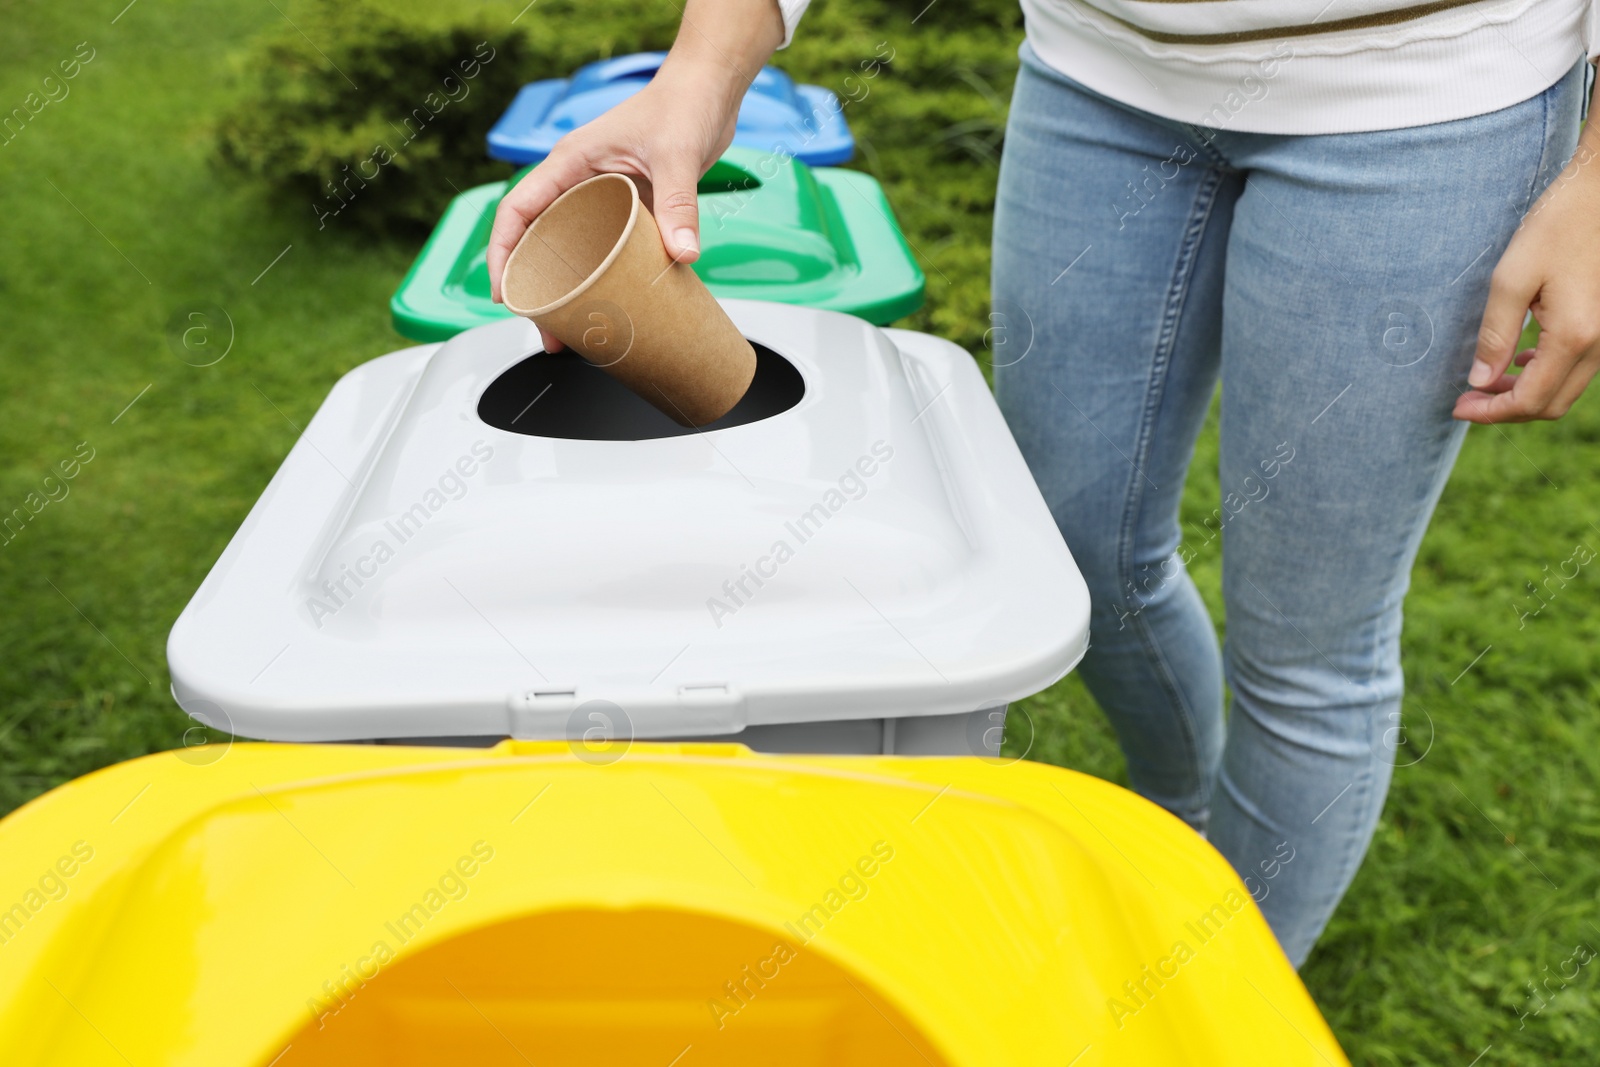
[500,173,757,427]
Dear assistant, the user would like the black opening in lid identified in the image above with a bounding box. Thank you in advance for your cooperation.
[478,341,804,441]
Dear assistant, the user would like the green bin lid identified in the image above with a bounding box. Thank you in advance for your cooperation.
[390,147,925,344]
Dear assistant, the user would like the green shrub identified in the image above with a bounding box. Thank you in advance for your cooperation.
[214,1,537,234]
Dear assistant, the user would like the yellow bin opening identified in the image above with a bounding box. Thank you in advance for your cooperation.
[283,908,946,1066]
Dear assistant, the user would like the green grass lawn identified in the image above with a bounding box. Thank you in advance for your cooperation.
[2,1,1597,1062]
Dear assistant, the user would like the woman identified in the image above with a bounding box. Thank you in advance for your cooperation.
[488,0,1600,966]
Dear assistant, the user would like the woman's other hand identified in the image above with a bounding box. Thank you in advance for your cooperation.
[1459,73,1600,423]
[486,0,786,352]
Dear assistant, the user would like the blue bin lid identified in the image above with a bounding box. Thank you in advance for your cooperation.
[487,51,854,167]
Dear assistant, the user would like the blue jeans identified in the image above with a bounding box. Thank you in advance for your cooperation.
[993,43,1582,966]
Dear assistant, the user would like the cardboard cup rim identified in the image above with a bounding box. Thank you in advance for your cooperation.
[500,173,643,319]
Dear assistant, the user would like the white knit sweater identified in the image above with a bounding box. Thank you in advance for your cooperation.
[776,0,1597,133]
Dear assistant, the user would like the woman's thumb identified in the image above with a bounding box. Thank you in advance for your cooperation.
[651,157,702,264]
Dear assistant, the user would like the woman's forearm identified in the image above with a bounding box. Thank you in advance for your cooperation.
[656,0,787,114]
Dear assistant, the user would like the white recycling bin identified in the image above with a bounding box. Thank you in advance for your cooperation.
[167,301,1090,755]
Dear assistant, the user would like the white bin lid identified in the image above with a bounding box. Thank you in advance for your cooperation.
[168,301,1089,742]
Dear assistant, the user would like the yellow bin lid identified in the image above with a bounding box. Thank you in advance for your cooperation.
[0,742,1347,1066]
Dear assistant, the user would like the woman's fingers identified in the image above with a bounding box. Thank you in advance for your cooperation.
[1468,263,1538,389]
[1454,328,1592,423]
[1455,351,1536,408]
[488,149,593,305]
[1454,352,1555,423]
[1546,350,1600,417]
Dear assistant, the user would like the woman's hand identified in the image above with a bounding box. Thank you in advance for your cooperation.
[486,0,785,352]
[1458,82,1600,424]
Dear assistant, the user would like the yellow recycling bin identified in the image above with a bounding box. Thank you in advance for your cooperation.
[0,742,1348,1066]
